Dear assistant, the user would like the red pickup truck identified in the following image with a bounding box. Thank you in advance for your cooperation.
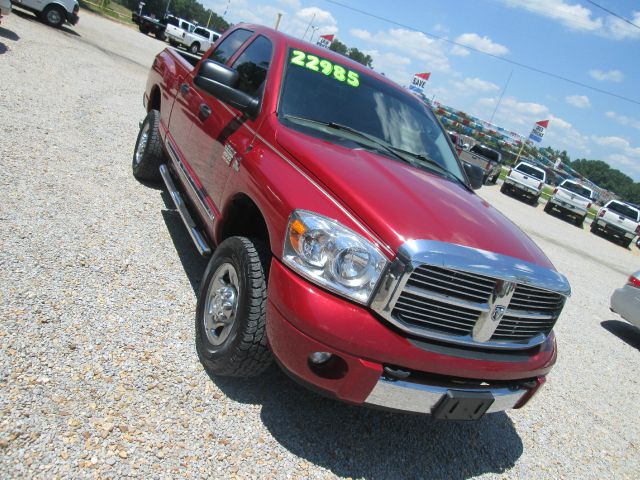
[133,24,570,419]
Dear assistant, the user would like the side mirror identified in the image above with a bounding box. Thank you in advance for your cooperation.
[463,162,484,190]
[194,60,259,117]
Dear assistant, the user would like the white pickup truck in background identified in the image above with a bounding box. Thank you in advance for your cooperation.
[501,162,546,206]
[165,16,195,48]
[544,179,594,228]
[172,25,221,54]
[591,200,640,248]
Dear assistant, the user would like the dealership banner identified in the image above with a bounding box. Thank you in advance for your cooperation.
[529,120,549,143]
[409,72,431,94]
[316,34,334,48]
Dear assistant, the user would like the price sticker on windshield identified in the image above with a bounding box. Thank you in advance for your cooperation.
[290,50,360,87]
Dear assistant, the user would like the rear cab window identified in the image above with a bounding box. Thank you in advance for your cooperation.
[562,181,593,199]
[608,201,640,221]
[515,163,545,181]
[208,28,254,65]
[470,145,500,162]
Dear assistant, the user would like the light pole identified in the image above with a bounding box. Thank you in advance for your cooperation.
[302,12,316,40]
[310,26,319,43]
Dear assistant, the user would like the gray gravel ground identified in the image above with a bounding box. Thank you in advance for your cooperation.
[1,9,639,480]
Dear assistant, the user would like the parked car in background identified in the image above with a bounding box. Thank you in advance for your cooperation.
[132,24,571,419]
[591,200,640,248]
[458,144,502,184]
[164,16,196,48]
[448,131,464,156]
[131,11,167,40]
[501,162,546,206]
[176,25,221,54]
[10,0,78,27]
[0,0,11,24]
[544,179,594,227]
[610,271,640,328]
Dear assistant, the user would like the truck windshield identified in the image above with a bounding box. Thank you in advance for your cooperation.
[470,145,500,162]
[278,49,465,184]
[608,202,640,221]
[562,181,593,199]
[515,163,545,181]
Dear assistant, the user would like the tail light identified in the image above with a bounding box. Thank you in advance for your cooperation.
[74,4,79,13]
[587,202,592,210]
[636,224,640,235]
[598,209,606,218]
[627,275,640,289]
[553,188,558,194]
[508,168,512,176]
[538,182,543,190]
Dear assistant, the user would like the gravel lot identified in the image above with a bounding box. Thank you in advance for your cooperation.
[1,9,639,480]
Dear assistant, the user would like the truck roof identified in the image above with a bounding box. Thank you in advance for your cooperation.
[236,23,403,92]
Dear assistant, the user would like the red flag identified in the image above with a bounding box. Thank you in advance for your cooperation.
[536,120,549,128]
[415,72,431,81]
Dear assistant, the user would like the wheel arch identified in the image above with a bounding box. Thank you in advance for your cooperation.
[148,85,161,112]
[217,193,272,255]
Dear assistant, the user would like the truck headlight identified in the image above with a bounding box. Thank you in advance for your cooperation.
[283,210,388,304]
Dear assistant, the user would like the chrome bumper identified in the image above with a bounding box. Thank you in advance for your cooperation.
[365,377,527,415]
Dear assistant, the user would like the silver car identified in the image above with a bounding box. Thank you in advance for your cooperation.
[611,270,640,328]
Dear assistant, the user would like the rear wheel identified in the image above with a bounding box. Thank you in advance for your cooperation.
[41,5,65,28]
[575,215,585,228]
[544,202,552,213]
[169,40,179,47]
[155,31,166,41]
[621,239,632,249]
[195,237,273,377]
[139,25,149,35]
[132,109,164,182]
[189,42,200,54]
[500,183,508,194]
[530,196,539,207]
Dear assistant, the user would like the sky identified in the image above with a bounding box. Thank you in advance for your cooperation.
[203,0,640,180]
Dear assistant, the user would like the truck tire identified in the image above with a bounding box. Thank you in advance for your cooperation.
[41,5,65,28]
[132,109,163,182]
[575,215,585,228]
[189,42,200,54]
[139,25,149,35]
[621,238,632,249]
[500,183,508,194]
[196,237,273,377]
[544,202,552,214]
[169,40,179,47]
[155,31,166,41]
[530,196,539,207]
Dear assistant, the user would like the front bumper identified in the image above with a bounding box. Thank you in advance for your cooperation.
[266,259,554,414]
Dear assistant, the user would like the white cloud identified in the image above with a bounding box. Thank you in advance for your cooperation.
[604,11,640,40]
[346,27,452,73]
[451,77,500,93]
[287,7,338,37]
[605,111,640,131]
[589,69,625,82]
[500,0,602,31]
[452,33,509,56]
[565,95,591,108]
[363,49,412,82]
[350,28,371,40]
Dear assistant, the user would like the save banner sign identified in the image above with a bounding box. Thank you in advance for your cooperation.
[316,34,334,49]
[529,119,549,143]
[409,72,430,94]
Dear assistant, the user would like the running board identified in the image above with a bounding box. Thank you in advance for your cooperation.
[159,164,212,256]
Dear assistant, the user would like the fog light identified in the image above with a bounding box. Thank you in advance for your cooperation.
[309,352,332,365]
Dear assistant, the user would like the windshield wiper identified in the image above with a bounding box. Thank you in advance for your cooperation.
[390,146,471,191]
[282,114,471,190]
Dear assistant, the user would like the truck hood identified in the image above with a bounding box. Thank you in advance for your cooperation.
[275,127,554,270]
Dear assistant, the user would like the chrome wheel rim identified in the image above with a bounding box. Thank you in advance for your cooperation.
[47,10,62,25]
[203,263,240,346]
[134,122,150,166]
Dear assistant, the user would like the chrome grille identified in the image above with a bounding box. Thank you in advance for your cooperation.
[390,266,565,348]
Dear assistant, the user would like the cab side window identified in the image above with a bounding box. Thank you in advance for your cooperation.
[208,29,253,65]
[194,27,208,38]
[231,36,273,98]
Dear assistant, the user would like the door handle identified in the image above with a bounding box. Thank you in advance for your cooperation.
[199,103,212,119]
[180,83,189,95]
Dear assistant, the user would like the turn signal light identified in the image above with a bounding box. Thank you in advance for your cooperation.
[598,209,607,217]
[628,276,640,289]
[636,224,640,235]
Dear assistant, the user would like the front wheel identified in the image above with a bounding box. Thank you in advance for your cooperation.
[196,237,273,377]
[41,5,65,28]
[132,109,164,182]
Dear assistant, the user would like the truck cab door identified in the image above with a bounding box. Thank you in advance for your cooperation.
[187,31,272,211]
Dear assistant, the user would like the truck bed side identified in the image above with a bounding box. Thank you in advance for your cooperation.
[144,48,198,138]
